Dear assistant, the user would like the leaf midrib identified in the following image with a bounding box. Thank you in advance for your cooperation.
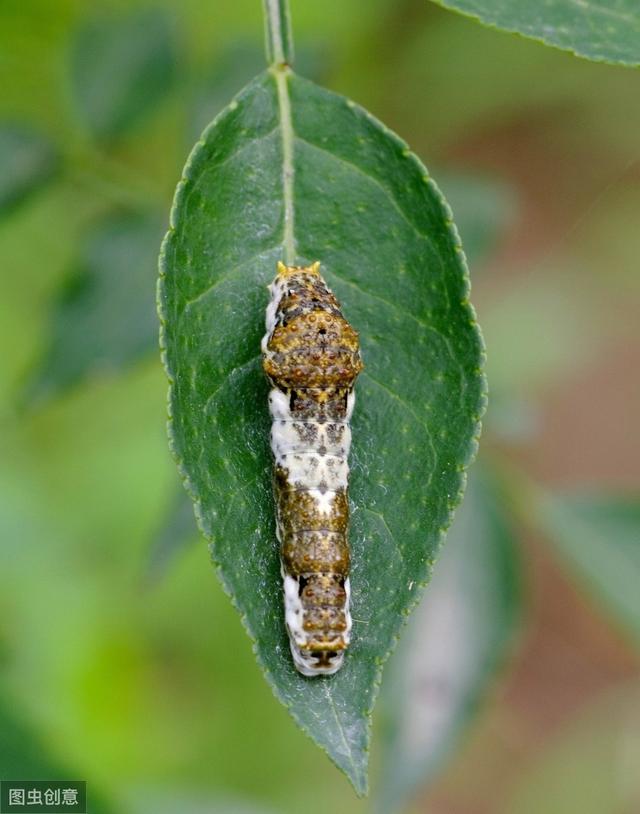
[295,136,436,250]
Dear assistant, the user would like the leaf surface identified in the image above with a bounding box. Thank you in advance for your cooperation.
[538,494,640,645]
[375,469,521,813]
[430,0,640,66]
[159,68,485,793]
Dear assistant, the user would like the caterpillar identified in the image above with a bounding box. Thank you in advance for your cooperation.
[261,261,363,676]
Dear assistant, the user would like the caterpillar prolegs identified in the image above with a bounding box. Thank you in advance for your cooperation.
[261,261,363,676]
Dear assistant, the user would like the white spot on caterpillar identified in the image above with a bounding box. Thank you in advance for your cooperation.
[267,387,290,420]
[261,276,288,353]
[346,390,356,420]
[283,572,305,645]
[344,577,352,642]
[268,390,351,492]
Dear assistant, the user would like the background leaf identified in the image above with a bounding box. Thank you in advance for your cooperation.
[0,125,57,215]
[159,68,485,792]
[0,693,113,813]
[145,486,200,583]
[537,493,640,645]
[429,0,640,66]
[0,693,72,778]
[374,468,521,813]
[437,171,515,269]
[188,41,326,145]
[70,8,177,140]
[25,211,165,404]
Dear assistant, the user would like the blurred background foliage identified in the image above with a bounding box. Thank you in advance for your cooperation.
[0,1,638,812]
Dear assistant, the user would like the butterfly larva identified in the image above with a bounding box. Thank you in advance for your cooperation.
[261,261,364,676]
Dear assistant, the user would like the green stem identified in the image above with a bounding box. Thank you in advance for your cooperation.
[264,0,296,263]
[263,0,294,67]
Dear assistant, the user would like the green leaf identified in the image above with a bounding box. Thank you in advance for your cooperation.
[70,8,176,140]
[429,0,640,66]
[537,493,640,645]
[374,469,521,813]
[26,212,164,404]
[0,125,58,215]
[159,68,485,793]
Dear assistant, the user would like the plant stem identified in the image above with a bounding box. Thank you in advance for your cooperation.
[263,0,294,67]
[264,0,296,263]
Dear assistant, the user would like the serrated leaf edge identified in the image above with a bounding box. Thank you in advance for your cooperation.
[157,68,488,796]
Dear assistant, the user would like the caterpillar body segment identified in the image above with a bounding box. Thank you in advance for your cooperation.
[262,261,363,676]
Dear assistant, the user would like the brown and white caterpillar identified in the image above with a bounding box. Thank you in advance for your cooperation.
[261,261,363,676]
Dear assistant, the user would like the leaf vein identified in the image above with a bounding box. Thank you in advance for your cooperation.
[203,126,279,175]
[182,245,281,313]
[364,507,406,568]
[202,354,261,414]
[360,371,436,490]
[294,135,434,248]
[323,683,358,780]
[327,268,460,369]
[182,127,279,215]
